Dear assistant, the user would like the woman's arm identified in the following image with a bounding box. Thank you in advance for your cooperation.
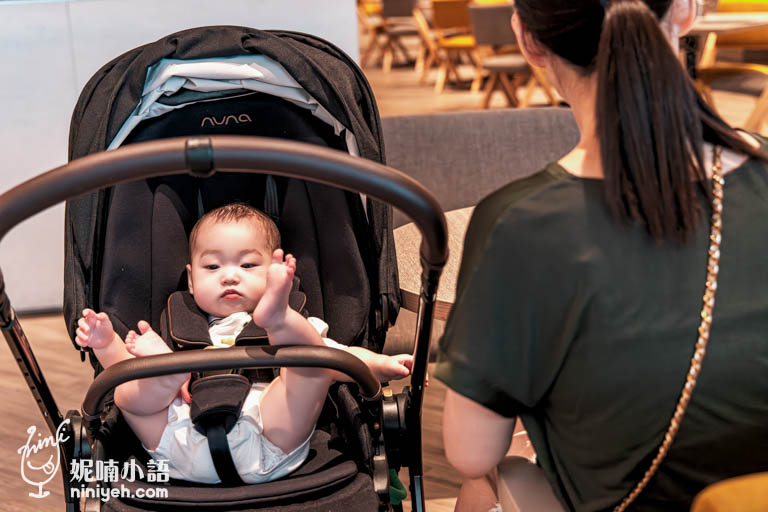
[443,388,517,479]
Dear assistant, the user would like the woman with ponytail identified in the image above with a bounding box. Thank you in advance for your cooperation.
[435,0,768,510]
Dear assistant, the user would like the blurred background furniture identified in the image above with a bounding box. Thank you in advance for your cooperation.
[693,0,768,130]
[358,1,385,66]
[468,3,558,108]
[359,0,422,72]
[429,0,477,92]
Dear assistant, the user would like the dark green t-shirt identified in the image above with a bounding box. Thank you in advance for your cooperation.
[436,157,768,511]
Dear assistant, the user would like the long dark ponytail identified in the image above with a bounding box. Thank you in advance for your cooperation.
[516,0,764,242]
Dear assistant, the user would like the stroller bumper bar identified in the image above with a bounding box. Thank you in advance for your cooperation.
[82,345,382,421]
[0,135,448,268]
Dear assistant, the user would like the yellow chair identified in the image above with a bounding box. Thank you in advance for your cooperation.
[697,0,768,130]
[430,0,478,93]
[359,0,383,16]
[691,473,768,512]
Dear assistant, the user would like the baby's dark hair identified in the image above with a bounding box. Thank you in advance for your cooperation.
[189,203,280,257]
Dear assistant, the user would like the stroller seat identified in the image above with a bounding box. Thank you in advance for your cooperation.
[66,26,399,511]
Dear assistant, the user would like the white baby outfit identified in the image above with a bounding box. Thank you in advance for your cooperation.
[146,313,344,484]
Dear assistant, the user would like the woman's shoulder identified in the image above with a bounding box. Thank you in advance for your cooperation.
[470,162,589,238]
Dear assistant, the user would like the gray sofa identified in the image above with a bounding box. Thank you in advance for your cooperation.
[381,107,580,355]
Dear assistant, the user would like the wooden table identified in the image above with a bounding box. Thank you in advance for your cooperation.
[690,12,768,37]
[394,206,474,321]
[684,12,768,130]
[685,13,768,77]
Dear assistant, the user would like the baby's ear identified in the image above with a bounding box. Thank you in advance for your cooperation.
[186,264,194,294]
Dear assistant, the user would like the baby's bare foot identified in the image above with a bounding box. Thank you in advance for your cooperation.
[125,320,171,357]
[252,249,296,332]
[76,309,116,350]
[125,320,188,389]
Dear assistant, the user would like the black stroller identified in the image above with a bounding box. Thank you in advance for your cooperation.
[0,27,446,512]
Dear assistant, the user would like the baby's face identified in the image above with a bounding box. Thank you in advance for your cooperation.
[186,220,273,318]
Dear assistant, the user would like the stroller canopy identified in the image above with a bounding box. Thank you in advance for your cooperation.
[65,26,400,358]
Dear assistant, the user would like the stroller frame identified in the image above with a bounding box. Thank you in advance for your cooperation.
[0,135,447,512]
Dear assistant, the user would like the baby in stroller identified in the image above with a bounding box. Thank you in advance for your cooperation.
[75,202,413,484]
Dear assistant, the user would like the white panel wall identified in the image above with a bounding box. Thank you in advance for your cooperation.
[0,0,359,311]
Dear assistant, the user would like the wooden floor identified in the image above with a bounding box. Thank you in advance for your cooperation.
[2,39,764,512]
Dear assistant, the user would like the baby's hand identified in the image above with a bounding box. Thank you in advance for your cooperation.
[75,309,115,350]
[347,347,412,382]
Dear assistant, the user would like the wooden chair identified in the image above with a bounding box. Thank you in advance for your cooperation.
[358,2,385,67]
[430,0,478,93]
[697,0,768,130]
[468,3,558,108]
[379,0,421,72]
[359,0,421,71]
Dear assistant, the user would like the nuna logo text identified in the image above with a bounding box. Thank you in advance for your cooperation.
[200,114,253,127]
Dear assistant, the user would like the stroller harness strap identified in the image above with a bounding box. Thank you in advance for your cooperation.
[190,374,252,486]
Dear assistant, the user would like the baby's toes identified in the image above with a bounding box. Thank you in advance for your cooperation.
[125,332,137,350]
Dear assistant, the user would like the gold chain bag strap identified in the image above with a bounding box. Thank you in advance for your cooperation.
[615,146,725,512]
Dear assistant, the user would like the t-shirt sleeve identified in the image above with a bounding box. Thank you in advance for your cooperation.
[435,188,585,418]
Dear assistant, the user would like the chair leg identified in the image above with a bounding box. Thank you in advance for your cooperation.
[519,75,537,108]
[382,43,394,72]
[415,44,427,74]
[361,34,379,67]
[482,72,498,109]
[471,64,484,94]
[435,60,450,93]
[447,51,464,86]
[498,72,520,108]
[421,53,436,84]
[470,49,485,93]
[394,39,412,63]
[698,32,718,69]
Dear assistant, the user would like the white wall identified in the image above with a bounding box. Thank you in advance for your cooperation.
[0,0,359,311]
